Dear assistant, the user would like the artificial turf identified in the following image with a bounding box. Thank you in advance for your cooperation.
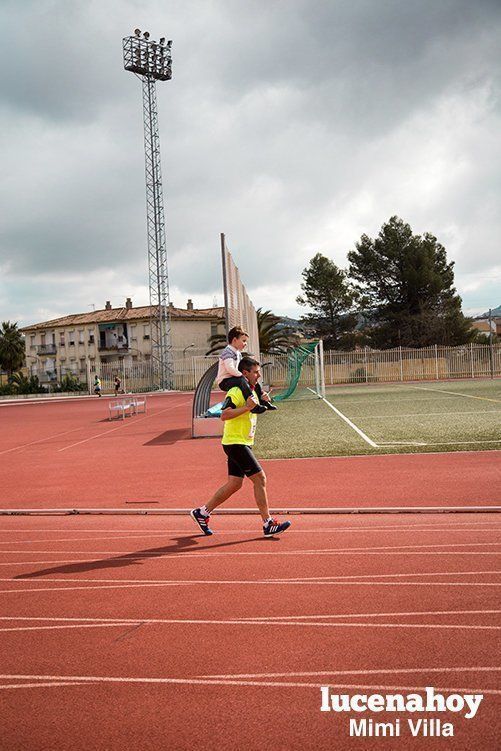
[256,379,501,458]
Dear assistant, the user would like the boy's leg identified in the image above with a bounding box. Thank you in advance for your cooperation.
[219,376,265,413]
[220,376,252,399]
[254,382,278,410]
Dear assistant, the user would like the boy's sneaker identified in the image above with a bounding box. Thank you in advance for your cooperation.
[263,518,291,537]
[251,405,267,414]
[263,402,278,411]
[190,508,213,536]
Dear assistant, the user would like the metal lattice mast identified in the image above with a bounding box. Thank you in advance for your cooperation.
[123,29,173,389]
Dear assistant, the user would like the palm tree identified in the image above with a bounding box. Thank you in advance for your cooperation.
[206,309,301,355]
[0,321,25,378]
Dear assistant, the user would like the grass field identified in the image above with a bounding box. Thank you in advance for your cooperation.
[256,379,501,458]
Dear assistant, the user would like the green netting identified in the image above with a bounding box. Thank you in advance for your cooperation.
[273,342,319,402]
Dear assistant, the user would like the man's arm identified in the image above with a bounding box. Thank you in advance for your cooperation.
[220,394,254,421]
[221,405,251,421]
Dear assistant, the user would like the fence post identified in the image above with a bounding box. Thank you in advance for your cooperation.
[86,359,92,395]
[399,346,403,381]
[435,344,439,380]
[470,343,474,379]
[364,347,368,383]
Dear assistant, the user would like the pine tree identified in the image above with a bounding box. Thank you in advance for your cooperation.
[347,217,473,347]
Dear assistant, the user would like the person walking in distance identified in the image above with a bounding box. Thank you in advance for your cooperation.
[191,357,290,538]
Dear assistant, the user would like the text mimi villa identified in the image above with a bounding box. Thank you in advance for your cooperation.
[320,686,484,738]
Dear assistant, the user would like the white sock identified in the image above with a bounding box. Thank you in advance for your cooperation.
[200,505,210,517]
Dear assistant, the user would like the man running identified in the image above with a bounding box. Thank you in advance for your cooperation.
[191,357,291,538]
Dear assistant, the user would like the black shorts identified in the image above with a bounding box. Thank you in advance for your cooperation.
[223,444,262,478]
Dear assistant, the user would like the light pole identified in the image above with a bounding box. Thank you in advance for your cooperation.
[123,29,174,391]
[183,343,195,357]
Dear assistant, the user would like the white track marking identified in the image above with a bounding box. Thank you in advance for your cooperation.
[2,611,499,626]
[0,623,133,633]
[0,682,88,689]
[312,393,378,447]
[242,608,501,621]
[1,541,499,556]
[1,581,500,595]
[0,674,500,695]
[2,569,500,584]
[0,426,89,456]
[203,666,501,679]
[1,550,500,568]
[57,400,191,452]
[0,618,501,632]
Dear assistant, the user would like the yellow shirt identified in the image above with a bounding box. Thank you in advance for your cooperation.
[221,386,258,446]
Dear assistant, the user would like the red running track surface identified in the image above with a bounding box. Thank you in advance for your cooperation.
[0,394,500,509]
[0,514,500,750]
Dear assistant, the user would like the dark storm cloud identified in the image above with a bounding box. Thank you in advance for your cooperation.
[0,0,500,324]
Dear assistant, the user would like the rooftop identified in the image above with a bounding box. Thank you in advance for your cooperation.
[20,299,225,332]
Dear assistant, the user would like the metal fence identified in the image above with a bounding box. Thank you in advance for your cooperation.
[19,343,500,394]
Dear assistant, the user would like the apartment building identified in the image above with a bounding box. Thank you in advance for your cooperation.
[20,298,225,382]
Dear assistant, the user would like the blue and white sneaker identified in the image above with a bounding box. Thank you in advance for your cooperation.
[190,508,213,536]
[263,518,291,537]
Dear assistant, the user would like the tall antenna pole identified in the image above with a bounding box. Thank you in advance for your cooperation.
[123,29,173,389]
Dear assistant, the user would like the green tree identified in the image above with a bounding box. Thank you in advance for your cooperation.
[296,253,358,349]
[347,217,474,348]
[206,308,300,354]
[0,321,25,377]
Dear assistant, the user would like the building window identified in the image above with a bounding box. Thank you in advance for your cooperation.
[78,330,84,344]
[69,330,75,346]
[59,333,65,346]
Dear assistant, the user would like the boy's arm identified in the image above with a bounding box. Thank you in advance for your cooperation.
[220,358,241,378]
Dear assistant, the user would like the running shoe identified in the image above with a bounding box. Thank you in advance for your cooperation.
[190,508,213,536]
[263,518,291,537]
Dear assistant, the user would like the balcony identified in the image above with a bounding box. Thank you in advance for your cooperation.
[98,344,130,353]
[37,344,57,355]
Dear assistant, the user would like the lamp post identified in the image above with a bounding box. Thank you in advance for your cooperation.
[123,29,174,391]
[183,343,195,357]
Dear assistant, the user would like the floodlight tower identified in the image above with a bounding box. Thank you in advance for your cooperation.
[123,29,173,389]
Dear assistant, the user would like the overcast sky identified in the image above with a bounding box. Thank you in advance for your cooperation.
[1,0,500,327]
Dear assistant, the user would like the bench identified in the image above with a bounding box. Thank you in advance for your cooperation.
[108,397,136,421]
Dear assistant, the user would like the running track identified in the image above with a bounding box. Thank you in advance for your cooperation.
[0,393,500,509]
[0,514,500,750]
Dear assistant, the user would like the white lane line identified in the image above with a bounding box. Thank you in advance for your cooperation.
[1,581,501,595]
[0,619,497,631]
[242,608,501,621]
[2,611,499,626]
[1,552,500,567]
[1,569,499,585]
[0,426,88,456]
[1,541,499,556]
[412,386,501,404]
[2,527,500,544]
[312,391,378,447]
[0,623,133,633]
[0,682,88,689]
[202,666,501,679]
[0,674,500,695]
[58,399,192,452]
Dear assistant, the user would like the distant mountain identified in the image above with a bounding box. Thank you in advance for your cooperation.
[478,304,501,318]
